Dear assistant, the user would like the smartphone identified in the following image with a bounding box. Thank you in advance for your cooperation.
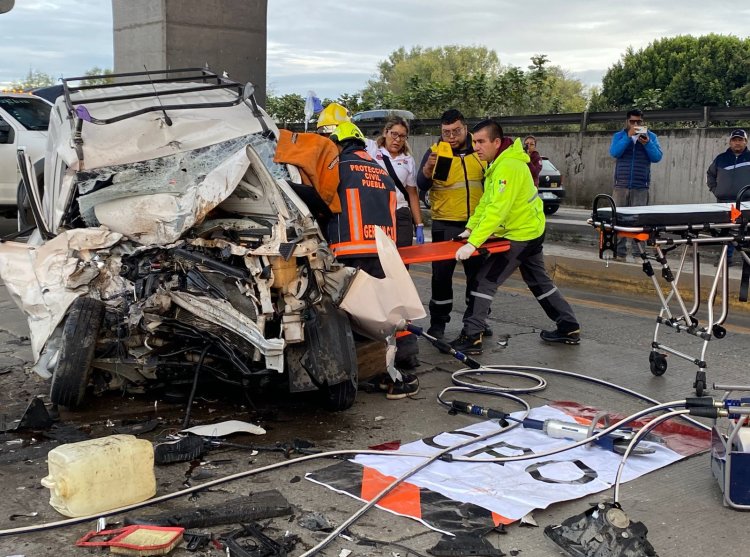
[432,141,453,182]
[634,126,647,135]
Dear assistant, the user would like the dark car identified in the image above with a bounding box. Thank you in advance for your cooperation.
[538,157,565,215]
[351,109,415,137]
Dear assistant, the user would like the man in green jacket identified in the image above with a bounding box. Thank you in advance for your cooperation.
[450,119,580,355]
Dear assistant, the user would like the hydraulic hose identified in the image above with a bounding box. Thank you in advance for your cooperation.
[3,361,711,557]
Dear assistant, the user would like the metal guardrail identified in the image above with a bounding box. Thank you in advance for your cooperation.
[282,105,750,134]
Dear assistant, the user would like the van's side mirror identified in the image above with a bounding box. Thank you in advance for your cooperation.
[0,119,14,145]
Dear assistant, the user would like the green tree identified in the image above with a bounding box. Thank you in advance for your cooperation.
[364,45,501,99]
[265,93,306,124]
[600,34,750,109]
[11,68,54,90]
[80,66,114,85]
[361,47,587,118]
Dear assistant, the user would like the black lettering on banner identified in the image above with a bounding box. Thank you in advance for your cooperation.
[464,441,534,467]
[423,430,480,449]
[525,459,597,485]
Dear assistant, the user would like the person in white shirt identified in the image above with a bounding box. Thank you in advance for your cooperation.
[365,116,423,372]
[366,116,425,247]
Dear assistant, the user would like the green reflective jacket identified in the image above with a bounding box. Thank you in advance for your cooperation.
[467,138,545,245]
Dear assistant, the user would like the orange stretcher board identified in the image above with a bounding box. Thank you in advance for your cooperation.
[398,239,511,264]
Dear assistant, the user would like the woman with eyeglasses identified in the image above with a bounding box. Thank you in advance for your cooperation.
[365,116,424,372]
[366,116,425,248]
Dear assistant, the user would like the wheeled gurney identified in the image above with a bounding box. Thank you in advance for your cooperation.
[589,188,750,396]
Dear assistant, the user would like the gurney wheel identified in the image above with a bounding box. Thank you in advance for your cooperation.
[694,370,707,397]
[694,380,705,397]
[648,352,668,376]
[712,324,727,339]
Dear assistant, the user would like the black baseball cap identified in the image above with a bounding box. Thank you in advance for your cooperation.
[730,129,747,140]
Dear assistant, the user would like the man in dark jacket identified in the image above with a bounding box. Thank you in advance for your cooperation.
[609,109,663,260]
[706,128,750,266]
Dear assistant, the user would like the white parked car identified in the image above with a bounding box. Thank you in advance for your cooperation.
[2,69,367,411]
[0,92,51,223]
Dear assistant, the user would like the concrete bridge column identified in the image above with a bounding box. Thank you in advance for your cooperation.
[112,0,267,105]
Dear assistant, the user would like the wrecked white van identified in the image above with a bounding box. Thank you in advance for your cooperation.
[1,69,365,410]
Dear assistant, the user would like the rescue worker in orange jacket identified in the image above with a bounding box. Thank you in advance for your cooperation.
[327,122,419,400]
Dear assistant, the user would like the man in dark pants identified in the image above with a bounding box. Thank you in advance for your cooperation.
[706,128,750,267]
[451,119,580,355]
[417,109,487,339]
[326,122,418,399]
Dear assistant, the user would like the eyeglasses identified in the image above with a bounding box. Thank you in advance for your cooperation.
[387,130,407,140]
[628,119,643,125]
[442,127,465,138]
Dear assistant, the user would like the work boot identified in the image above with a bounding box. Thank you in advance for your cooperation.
[378,372,418,391]
[449,332,483,355]
[426,324,445,340]
[385,380,420,400]
[540,328,581,345]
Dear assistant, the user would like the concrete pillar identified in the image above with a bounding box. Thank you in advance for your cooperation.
[112,0,267,105]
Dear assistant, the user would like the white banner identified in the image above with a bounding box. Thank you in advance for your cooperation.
[353,405,685,522]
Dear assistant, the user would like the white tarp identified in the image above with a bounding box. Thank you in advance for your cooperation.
[338,226,426,340]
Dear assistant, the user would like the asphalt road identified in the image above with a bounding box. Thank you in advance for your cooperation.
[1,238,750,556]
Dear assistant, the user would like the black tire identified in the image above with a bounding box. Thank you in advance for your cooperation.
[712,324,727,339]
[648,352,667,376]
[694,380,705,397]
[325,375,357,412]
[50,297,105,408]
[301,299,358,411]
[543,203,559,215]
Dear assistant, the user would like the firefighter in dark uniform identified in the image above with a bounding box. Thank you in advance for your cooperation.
[327,122,419,399]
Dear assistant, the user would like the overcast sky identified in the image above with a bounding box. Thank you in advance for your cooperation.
[1,1,748,99]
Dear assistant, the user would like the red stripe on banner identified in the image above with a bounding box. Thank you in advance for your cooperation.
[492,512,513,526]
[550,400,711,456]
[360,466,422,519]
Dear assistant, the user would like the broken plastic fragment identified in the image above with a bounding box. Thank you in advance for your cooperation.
[544,502,657,557]
[181,420,266,437]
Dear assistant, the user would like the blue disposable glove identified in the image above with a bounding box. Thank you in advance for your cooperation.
[415,224,425,245]
[455,243,476,261]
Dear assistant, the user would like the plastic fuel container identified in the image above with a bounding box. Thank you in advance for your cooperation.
[41,434,156,517]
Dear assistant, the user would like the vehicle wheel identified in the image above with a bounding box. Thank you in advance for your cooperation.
[324,376,357,412]
[419,189,430,209]
[543,203,559,215]
[297,299,358,411]
[648,352,667,376]
[50,297,105,408]
[712,324,727,339]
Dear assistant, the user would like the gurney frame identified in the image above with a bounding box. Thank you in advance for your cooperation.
[589,188,750,396]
